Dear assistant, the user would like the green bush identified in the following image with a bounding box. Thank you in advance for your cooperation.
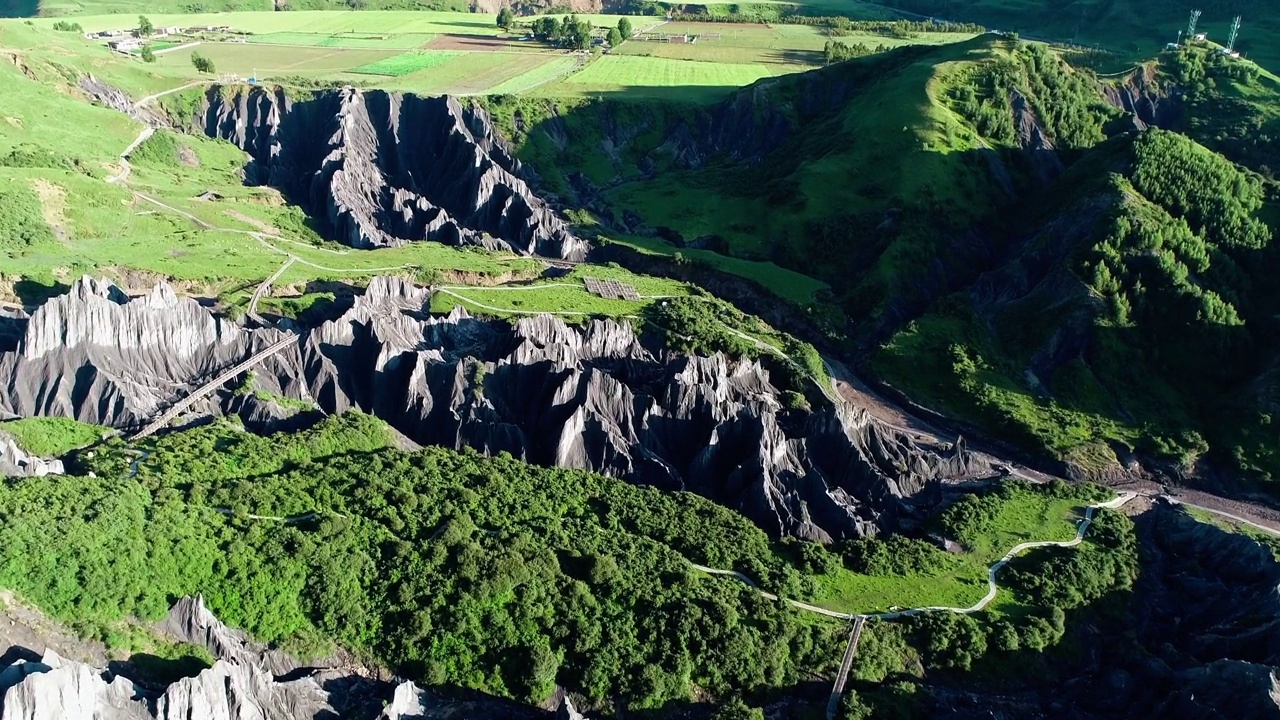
[0,186,55,250]
[0,144,82,172]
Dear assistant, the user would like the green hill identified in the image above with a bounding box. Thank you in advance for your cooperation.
[503,39,1280,490]
[876,0,1279,72]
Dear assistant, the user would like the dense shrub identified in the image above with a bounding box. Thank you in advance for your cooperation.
[0,186,55,250]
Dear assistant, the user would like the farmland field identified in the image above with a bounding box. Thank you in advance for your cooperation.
[548,55,775,100]
[356,52,567,95]
[152,43,399,75]
[245,31,437,49]
[484,56,578,95]
[36,11,503,37]
[351,50,461,76]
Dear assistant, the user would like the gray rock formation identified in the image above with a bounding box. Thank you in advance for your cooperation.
[0,433,63,477]
[1101,65,1182,131]
[0,276,981,540]
[0,277,288,431]
[158,596,301,677]
[0,597,553,720]
[199,85,586,260]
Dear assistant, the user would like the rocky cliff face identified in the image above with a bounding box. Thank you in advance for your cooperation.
[200,85,586,260]
[0,277,287,431]
[0,276,984,540]
[1101,64,1182,131]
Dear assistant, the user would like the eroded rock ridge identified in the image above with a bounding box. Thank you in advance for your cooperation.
[0,276,983,540]
[200,85,586,260]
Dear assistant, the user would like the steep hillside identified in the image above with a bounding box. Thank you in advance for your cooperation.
[876,0,1280,72]
[500,35,1119,332]
[876,127,1280,483]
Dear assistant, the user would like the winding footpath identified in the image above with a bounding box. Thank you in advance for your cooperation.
[692,491,1137,622]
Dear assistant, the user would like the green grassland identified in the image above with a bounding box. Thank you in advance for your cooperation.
[554,55,777,100]
[874,0,1280,73]
[350,49,461,76]
[616,21,974,67]
[604,233,830,306]
[483,55,577,94]
[0,79,539,297]
[429,263,694,318]
[810,481,1112,615]
[0,417,103,456]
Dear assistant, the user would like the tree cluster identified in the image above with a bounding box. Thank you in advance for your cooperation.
[528,14,593,50]
[190,52,216,73]
[948,42,1118,150]
[12,414,840,709]
[823,40,881,64]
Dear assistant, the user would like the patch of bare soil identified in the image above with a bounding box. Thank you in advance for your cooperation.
[28,178,68,240]
[3,117,20,128]
[426,34,531,52]
[225,209,280,236]
[0,590,109,666]
[178,145,200,167]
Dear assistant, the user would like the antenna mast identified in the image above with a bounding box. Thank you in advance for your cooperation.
[1186,9,1202,38]
[1227,15,1242,51]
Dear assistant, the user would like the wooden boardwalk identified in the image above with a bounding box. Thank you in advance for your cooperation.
[130,334,298,440]
[826,617,866,720]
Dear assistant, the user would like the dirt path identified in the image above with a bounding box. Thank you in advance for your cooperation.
[693,492,1137,621]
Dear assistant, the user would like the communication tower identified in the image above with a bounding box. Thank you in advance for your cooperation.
[1186,9,1202,39]
[1227,15,1242,52]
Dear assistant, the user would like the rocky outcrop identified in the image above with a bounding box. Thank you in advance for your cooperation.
[0,276,291,430]
[0,598,551,720]
[158,596,301,677]
[0,433,63,477]
[0,277,983,540]
[200,85,586,260]
[273,277,983,540]
[1101,64,1182,131]
[1011,89,1065,184]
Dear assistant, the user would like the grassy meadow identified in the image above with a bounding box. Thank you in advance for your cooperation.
[810,482,1110,615]
[0,417,104,457]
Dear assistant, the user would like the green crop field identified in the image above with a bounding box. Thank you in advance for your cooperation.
[151,42,396,75]
[360,52,565,95]
[484,56,578,95]
[550,55,776,100]
[153,43,400,75]
[350,50,461,76]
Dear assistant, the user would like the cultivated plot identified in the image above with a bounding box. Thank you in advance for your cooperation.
[40,10,504,37]
[546,55,774,100]
[244,31,437,49]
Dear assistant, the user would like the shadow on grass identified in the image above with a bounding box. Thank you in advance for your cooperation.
[14,278,69,307]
